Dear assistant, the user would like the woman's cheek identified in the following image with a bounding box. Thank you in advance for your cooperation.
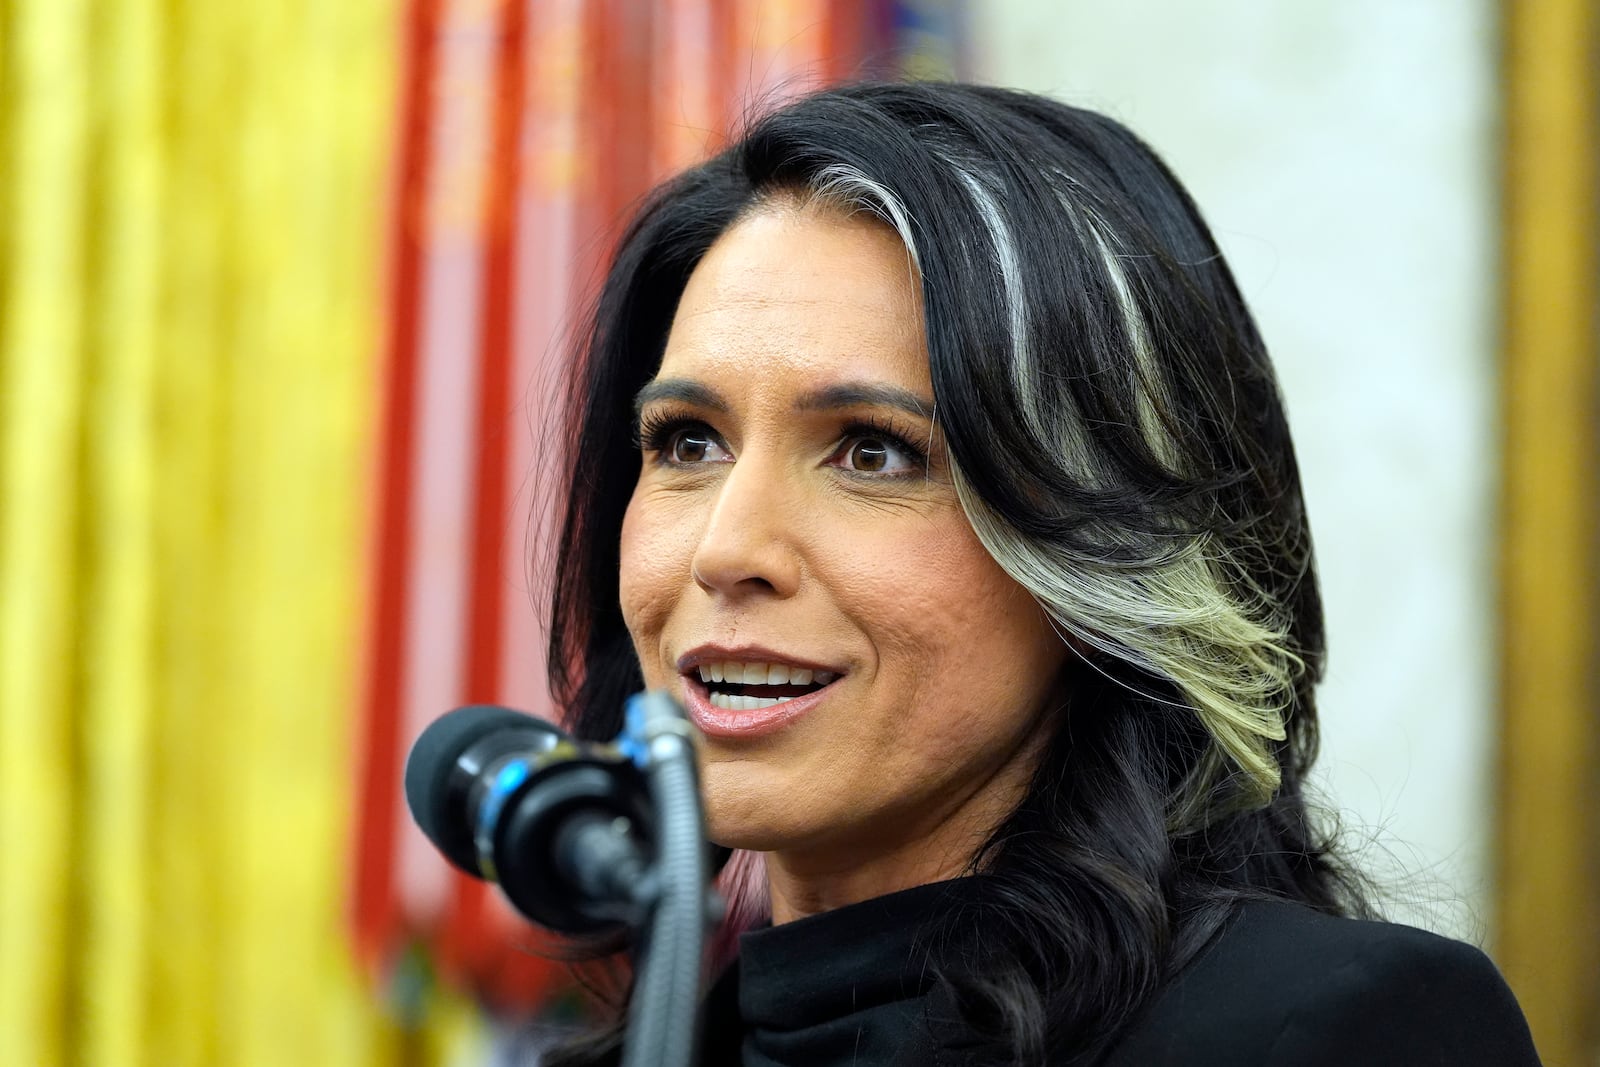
[617,498,659,641]
[618,492,697,664]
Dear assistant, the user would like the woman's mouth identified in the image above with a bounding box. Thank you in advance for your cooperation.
[694,659,840,710]
[680,656,843,737]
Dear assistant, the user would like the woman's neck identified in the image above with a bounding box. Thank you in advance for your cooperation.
[764,840,976,924]
[761,760,1028,924]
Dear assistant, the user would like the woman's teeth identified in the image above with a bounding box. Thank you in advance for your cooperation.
[709,692,791,710]
[695,661,838,686]
[695,660,839,711]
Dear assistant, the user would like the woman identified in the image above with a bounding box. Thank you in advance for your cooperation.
[546,82,1539,1065]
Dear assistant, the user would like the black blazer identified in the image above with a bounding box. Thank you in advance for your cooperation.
[588,894,1541,1066]
[1093,899,1541,1066]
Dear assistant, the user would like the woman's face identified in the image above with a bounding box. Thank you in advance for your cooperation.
[619,202,1069,872]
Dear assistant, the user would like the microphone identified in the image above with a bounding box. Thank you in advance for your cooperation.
[404,703,655,934]
[406,695,718,1067]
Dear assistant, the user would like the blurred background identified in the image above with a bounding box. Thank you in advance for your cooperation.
[1,1,1594,1064]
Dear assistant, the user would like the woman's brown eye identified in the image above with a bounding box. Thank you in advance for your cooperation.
[671,431,713,462]
[850,439,890,472]
[667,428,732,463]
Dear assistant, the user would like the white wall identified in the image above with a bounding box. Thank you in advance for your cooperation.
[971,0,1499,939]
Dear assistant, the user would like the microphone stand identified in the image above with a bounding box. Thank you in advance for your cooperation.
[613,691,716,1067]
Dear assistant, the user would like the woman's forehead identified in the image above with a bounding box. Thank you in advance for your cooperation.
[681,204,920,323]
[659,205,928,391]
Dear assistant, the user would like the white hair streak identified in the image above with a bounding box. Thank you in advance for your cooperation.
[799,155,1296,819]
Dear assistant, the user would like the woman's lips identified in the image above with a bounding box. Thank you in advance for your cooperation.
[681,672,836,739]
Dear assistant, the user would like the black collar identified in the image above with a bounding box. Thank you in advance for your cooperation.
[698,878,988,1066]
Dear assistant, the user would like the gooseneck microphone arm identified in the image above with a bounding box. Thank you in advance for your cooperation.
[618,693,709,1067]
[403,695,718,1067]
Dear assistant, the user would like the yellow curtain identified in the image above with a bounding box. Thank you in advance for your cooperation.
[0,2,481,1063]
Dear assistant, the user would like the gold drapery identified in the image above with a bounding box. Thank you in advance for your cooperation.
[0,2,478,1062]
[1496,0,1599,1063]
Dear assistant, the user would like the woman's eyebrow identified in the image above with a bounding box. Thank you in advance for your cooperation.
[795,383,934,420]
[633,378,728,420]
[635,378,934,422]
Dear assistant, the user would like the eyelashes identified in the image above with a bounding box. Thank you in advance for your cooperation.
[631,407,706,454]
[632,406,932,477]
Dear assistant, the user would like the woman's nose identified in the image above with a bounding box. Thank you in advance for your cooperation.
[689,457,802,600]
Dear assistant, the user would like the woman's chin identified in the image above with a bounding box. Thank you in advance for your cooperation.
[703,804,792,853]
[705,798,859,860]
[701,774,804,852]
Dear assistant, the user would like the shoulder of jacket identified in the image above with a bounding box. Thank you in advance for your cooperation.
[1102,899,1542,1067]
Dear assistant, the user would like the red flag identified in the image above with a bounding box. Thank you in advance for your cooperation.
[351,0,920,1012]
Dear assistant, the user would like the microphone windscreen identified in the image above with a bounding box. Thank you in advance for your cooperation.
[404,704,564,865]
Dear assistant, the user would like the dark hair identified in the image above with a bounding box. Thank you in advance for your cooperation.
[546,81,1370,1064]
